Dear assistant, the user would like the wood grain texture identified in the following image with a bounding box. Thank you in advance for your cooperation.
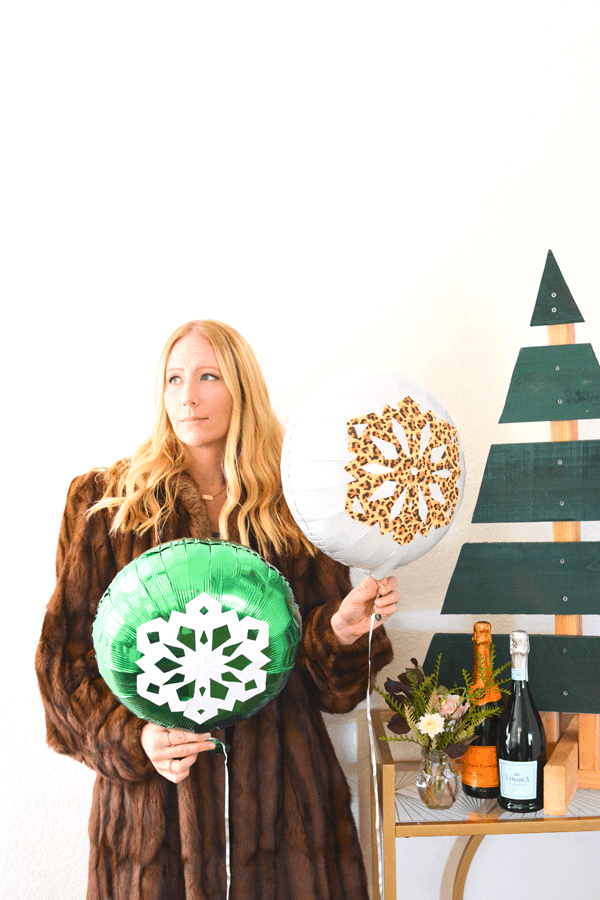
[472,440,600,523]
[550,420,579,441]
[541,711,560,758]
[441,542,600,616]
[499,344,600,423]
[578,769,600,789]
[579,714,600,771]
[544,716,579,816]
[547,323,578,345]
[554,614,583,635]
[552,520,581,541]
[546,319,600,777]
[530,251,583,327]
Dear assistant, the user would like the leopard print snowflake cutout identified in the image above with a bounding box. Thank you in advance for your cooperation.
[344,398,461,545]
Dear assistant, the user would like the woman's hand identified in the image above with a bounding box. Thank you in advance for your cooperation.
[330,575,399,646]
[141,723,216,783]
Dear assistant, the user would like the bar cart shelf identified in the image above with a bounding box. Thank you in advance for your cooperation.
[371,709,600,900]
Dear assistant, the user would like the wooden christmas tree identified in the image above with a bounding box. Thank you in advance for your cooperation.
[425,250,600,815]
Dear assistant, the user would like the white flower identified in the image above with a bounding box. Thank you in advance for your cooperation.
[417,712,445,737]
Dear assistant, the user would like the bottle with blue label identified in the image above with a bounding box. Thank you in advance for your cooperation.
[497,630,547,812]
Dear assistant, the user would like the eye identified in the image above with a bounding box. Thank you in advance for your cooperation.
[167,375,182,385]
[200,373,218,381]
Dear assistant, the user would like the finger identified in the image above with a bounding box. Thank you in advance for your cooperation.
[154,743,212,783]
[156,758,194,784]
[159,737,215,762]
[373,593,399,624]
[149,732,210,762]
[375,603,398,623]
[375,590,400,611]
[170,753,199,777]
[374,603,398,621]
[167,770,191,784]
[359,575,379,595]
[167,729,203,747]
[165,730,211,750]
[377,576,398,595]
[346,576,379,606]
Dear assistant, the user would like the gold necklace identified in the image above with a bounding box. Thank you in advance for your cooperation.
[201,484,227,501]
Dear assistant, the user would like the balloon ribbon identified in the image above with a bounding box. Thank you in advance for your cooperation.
[367,612,385,899]
[223,745,231,900]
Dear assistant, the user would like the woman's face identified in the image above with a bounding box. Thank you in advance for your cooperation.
[164,330,233,454]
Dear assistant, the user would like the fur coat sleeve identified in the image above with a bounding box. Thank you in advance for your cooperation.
[35,471,155,782]
[285,552,393,713]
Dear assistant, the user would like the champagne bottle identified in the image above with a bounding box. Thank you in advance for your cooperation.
[497,631,546,812]
[461,621,502,799]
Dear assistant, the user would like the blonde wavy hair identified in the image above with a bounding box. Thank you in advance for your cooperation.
[91,319,314,559]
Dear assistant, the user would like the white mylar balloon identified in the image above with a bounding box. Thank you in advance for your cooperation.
[281,368,466,580]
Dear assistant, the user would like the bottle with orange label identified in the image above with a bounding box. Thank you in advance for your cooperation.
[461,621,503,799]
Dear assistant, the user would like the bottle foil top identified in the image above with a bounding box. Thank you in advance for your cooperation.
[510,630,530,678]
[473,621,492,643]
[510,631,530,655]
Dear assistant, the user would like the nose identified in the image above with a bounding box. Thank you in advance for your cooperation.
[182,382,198,407]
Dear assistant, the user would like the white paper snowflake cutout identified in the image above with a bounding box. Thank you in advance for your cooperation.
[136,592,271,725]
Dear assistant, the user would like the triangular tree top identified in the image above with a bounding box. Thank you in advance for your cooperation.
[530,250,584,326]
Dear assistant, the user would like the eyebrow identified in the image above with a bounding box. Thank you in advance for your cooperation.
[165,365,221,374]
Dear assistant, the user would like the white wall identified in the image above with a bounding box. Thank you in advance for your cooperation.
[3,2,600,898]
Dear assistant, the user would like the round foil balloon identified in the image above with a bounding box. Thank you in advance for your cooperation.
[281,367,465,579]
[93,539,301,733]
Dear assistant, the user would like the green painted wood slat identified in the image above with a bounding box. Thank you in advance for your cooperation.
[499,344,600,423]
[423,633,600,714]
[530,250,584,326]
[471,440,600,523]
[440,542,600,616]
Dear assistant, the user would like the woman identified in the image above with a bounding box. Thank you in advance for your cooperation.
[36,320,397,900]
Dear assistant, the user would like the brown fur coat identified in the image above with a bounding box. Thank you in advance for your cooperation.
[36,469,393,900]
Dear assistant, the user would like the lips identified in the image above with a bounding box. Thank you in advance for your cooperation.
[181,416,208,423]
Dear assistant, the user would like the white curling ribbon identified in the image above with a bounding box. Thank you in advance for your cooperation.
[367,612,385,900]
[136,593,270,724]
[223,746,231,900]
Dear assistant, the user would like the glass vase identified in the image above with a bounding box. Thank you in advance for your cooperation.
[416,748,460,809]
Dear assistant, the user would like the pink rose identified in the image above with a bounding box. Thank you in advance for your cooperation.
[437,694,469,720]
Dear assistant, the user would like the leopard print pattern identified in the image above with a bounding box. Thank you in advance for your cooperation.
[344,398,461,545]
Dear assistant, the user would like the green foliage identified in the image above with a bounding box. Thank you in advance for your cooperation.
[376,651,511,758]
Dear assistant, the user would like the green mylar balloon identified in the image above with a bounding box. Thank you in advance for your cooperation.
[92,539,301,733]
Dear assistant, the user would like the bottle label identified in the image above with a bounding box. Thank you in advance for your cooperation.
[499,759,537,799]
[511,667,528,681]
[461,745,499,788]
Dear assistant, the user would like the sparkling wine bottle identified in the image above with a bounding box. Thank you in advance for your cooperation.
[497,631,546,812]
[461,621,502,799]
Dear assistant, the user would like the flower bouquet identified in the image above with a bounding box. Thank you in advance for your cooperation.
[376,655,509,808]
